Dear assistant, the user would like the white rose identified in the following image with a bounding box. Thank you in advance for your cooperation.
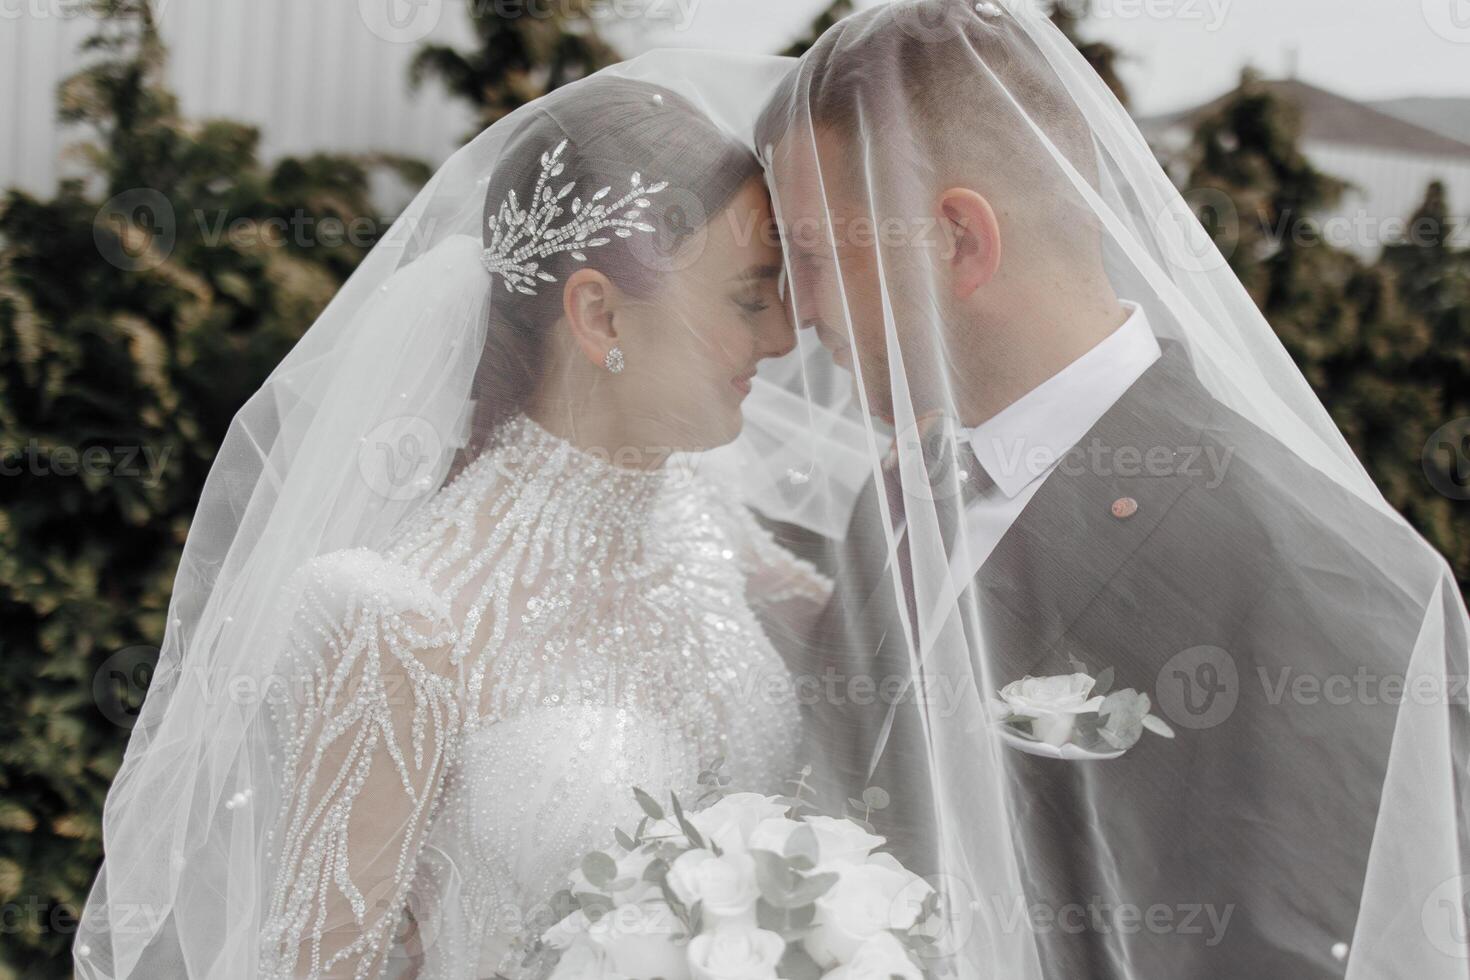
[687,793,789,853]
[687,928,786,980]
[747,816,805,855]
[998,673,1105,746]
[802,815,885,870]
[820,931,923,980]
[586,900,690,980]
[667,849,760,930]
[804,860,932,967]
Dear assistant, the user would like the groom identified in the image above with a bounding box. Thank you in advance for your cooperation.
[757,2,1441,977]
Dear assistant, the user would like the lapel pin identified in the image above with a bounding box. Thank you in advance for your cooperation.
[1110,496,1139,519]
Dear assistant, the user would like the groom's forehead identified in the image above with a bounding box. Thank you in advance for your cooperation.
[767,128,860,212]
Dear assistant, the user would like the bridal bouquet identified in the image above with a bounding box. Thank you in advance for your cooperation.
[525,763,943,980]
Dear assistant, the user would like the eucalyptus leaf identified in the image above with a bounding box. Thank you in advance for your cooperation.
[580,851,616,888]
[633,787,664,821]
[670,791,705,850]
[784,823,820,866]
[642,856,669,884]
[751,848,797,905]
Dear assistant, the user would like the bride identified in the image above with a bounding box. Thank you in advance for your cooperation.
[255,77,834,979]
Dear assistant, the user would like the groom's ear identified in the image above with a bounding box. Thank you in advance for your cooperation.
[937,188,1001,299]
[562,268,621,369]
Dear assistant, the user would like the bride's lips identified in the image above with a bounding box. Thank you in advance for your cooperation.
[732,370,756,397]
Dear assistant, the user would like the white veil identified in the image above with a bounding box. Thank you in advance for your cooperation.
[75,6,1468,979]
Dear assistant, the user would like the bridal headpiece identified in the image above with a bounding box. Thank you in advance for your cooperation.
[481,138,670,296]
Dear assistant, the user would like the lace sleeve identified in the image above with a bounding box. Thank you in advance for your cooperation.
[261,550,460,980]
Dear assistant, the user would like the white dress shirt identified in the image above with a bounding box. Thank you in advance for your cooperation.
[948,301,1161,590]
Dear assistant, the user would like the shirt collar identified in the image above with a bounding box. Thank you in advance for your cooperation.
[964,302,1162,499]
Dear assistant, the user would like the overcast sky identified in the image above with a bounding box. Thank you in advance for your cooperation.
[607,0,1470,116]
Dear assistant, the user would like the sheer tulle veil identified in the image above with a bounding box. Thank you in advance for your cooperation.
[76,4,1468,979]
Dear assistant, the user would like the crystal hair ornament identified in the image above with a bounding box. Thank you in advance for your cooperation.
[480,138,669,296]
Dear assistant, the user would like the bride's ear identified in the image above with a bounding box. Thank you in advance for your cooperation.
[937,188,1001,299]
[562,267,621,369]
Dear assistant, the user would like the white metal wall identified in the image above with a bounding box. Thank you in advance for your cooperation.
[1304,140,1470,253]
[1,0,479,197]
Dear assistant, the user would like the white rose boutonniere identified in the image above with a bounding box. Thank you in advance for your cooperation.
[998,664,1175,759]
[998,673,1105,746]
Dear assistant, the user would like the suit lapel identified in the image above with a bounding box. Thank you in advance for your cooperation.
[977,342,1217,677]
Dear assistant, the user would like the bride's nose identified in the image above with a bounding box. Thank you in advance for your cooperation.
[755,309,798,360]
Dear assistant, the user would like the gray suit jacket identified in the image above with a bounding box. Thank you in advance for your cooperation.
[794,342,1450,979]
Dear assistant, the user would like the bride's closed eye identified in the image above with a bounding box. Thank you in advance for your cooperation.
[732,292,772,316]
[728,262,782,318]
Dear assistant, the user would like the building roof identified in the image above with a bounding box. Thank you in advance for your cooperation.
[1141,79,1470,160]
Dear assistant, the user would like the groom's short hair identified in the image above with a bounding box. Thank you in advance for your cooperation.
[757,0,1098,208]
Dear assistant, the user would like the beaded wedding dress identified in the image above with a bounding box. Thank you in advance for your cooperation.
[259,415,829,979]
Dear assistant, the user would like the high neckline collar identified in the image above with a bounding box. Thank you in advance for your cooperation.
[490,413,671,513]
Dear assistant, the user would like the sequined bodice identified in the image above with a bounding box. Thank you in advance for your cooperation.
[261,416,827,979]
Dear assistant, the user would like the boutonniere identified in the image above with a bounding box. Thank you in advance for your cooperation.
[995,661,1174,760]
